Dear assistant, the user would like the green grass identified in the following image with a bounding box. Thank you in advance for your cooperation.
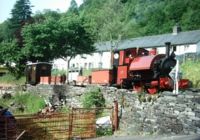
[0,73,26,85]
[181,60,200,88]
[0,92,45,115]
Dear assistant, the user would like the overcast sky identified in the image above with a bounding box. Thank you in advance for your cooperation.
[0,0,83,23]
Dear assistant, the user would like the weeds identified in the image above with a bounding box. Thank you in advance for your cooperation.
[81,87,105,115]
[181,60,200,88]
[0,73,25,85]
[0,92,45,114]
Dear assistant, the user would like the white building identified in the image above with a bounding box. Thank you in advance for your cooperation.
[53,27,200,71]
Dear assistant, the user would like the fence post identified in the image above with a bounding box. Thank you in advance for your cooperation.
[68,108,73,139]
[113,100,119,131]
[5,117,7,139]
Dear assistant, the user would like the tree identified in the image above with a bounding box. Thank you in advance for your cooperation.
[68,0,79,14]
[9,0,32,43]
[0,0,33,78]
[22,13,95,67]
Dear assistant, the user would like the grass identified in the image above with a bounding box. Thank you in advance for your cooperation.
[0,91,45,115]
[181,60,200,88]
[0,73,26,85]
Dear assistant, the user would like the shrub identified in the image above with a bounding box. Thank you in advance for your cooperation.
[51,69,66,76]
[181,60,200,88]
[0,73,25,85]
[81,87,105,109]
[14,92,45,114]
[0,92,45,114]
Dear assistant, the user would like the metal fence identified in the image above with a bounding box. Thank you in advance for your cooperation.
[0,107,115,140]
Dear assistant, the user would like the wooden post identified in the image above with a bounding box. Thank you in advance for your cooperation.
[113,100,119,131]
[5,117,7,139]
[68,108,73,140]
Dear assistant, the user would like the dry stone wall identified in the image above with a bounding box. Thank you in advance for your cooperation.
[101,87,200,135]
[26,84,200,135]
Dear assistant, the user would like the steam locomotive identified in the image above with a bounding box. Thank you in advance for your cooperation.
[107,42,189,94]
[76,42,188,94]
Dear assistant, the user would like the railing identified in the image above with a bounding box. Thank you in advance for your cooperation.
[0,106,117,140]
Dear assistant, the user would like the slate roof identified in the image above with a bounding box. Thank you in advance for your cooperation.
[95,29,200,52]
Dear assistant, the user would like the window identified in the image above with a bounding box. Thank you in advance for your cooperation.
[98,62,102,69]
[89,63,93,69]
[84,63,87,69]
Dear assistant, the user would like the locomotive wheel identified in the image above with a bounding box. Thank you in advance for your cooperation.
[147,88,157,94]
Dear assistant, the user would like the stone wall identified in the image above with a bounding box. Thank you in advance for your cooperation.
[26,84,200,135]
[101,87,200,135]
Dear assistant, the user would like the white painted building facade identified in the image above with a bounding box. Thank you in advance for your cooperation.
[53,29,200,71]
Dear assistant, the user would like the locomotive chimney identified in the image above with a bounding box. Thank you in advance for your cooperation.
[165,42,171,57]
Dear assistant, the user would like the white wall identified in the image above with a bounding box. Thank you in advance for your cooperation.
[53,51,112,71]
[53,58,68,70]
[70,51,112,69]
[53,44,198,71]
[197,41,200,54]
[156,44,197,55]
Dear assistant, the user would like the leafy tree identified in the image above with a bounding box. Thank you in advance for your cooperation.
[22,13,95,67]
[0,20,13,42]
[0,40,24,76]
[68,0,79,14]
[0,0,32,78]
[80,0,200,40]
[33,10,61,24]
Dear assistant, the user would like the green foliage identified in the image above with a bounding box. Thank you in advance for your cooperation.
[96,127,113,137]
[181,60,200,88]
[82,68,92,76]
[81,87,105,108]
[0,40,26,78]
[22,13,95,62]
[51,69,67,76]
[0,0,32,78]
[1,0,200,79]
[0,73,25,85]
[0,92,45,114]
[80,0,200,41]
[14,92,45,114]
[68,0,79,14]
[9,0,32,38]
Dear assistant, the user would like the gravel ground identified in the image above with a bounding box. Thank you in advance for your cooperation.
[88,135,200,140]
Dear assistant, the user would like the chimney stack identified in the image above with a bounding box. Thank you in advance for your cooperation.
[173,23,182,35]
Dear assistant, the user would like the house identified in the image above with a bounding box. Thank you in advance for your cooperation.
[53,26,200,71]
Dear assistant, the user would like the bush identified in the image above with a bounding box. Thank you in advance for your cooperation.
[81,87,105,109]
[14,92,45,114]
[181,60,200,88]
[0,92,45,114]
[0,73,25,85]
[96,127,113,136]
[51,69,66,76]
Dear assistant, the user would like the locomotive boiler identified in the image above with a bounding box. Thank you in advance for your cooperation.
[111,42,189,94]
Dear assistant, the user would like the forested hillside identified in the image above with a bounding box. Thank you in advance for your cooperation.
[79,0,200,41]
[0,0,200,77]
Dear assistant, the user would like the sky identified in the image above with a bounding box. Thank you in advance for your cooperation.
[0,0,83,23]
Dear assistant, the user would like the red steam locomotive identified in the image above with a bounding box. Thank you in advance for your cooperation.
[83,42,188,94]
